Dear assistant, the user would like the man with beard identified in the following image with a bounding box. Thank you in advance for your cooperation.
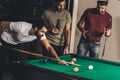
[77,0,112,58]
[0,20,59,59]
[0,19,67,66]
[41,0,71,56]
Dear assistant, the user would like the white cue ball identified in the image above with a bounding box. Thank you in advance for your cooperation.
[88,65,93,70]
[71,61,74,64]
[69,61,74,65]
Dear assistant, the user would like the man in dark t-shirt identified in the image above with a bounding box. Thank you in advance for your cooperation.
[77,1,112,58]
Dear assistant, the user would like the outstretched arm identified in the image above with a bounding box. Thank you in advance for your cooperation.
[41,39,59,60]
[41,39,68,65]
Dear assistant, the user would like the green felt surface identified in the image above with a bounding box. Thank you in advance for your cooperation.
[26,55,120,80]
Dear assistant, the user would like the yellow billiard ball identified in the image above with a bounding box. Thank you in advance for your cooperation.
[72,58,76,62]
[74,67,79,72]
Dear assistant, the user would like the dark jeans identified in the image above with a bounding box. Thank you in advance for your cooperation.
[51,44,65,56]
[43,44,65,56]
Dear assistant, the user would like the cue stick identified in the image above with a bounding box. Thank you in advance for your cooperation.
[101,37,108,59]
[66,62,81,66]
[2,46,81,66]
[4,46,60,61]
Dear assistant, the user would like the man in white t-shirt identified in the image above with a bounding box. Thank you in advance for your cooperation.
[0,20,69,80]
[0,20,66,64]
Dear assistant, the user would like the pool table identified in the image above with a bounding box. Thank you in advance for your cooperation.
[13,54,120,80]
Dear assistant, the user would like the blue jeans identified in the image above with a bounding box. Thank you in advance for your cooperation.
[77,38,100,58]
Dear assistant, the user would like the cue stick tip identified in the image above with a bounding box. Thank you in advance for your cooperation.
[66,61,81,66]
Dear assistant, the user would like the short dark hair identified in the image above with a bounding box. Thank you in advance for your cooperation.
[97,1,108,6]
[32,19,48,29]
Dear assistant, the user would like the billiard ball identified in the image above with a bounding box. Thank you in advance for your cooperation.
[88,65,93,70]
[69,61,74,65]
[72,58,76,62]
[41,59,48,63]
[74,67,79,72]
